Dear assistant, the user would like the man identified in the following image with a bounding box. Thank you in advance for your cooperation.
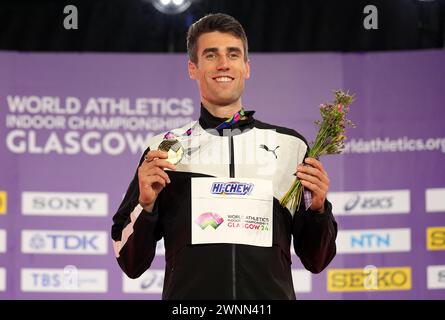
[111,13,337,300]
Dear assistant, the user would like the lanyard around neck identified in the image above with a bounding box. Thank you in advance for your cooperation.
[164,107,246,140]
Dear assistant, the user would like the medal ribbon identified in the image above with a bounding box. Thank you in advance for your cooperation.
[214,108,245,130]
[163,107,246,139]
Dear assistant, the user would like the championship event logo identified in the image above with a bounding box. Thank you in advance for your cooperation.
[195,212,224,230]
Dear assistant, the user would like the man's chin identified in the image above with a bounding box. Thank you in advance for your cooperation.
[209,95,242,107]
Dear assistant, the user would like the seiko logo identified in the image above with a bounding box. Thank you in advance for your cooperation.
[336,228,411,253]
[21,268,107,292]
[22,192,108,216]
[344,194,393,211]
[123,270,164,294]
[22,230,107,254]
[427,227,445,250]
[0,191,6,214]
[328,190,410,216]
[328,267,411,292]
[431,231,445,247]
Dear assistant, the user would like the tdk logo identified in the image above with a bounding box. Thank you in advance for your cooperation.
[211,182,254,195]
[21,230,107,255]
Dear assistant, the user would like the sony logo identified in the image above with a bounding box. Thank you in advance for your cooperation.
[22,192,108,216]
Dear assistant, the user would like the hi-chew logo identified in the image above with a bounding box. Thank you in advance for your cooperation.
[211,182,254,195]
[195,212,224,230]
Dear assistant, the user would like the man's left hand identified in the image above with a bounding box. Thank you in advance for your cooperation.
[295,157,330,213]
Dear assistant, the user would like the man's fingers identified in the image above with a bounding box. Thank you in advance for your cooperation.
[151,159,177,171]
[144,150,169,162]
[140,158,177,172]
[150,167,171,184]
[297,164,328,184]
[300,179,322,194]
[297,172,328,192]
[304,157,324,171]
[144,175,167,189]
[140,167,171,185]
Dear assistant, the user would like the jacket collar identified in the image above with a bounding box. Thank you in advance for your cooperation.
[198,104,256,132]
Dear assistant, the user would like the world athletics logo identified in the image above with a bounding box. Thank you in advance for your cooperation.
[195,212,224,230]
[211,182,254,195]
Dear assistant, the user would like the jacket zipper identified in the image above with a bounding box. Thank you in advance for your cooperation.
[228,133,236,299]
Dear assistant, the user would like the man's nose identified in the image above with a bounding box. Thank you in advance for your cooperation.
[217,55,230,71]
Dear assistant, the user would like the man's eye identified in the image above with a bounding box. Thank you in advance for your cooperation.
[205,53,216,59]
[229,53,240,59]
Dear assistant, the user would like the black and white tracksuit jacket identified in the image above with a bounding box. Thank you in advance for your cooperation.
[111,106,337,300]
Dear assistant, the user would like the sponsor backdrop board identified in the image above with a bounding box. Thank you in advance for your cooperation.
[0,50,444,299]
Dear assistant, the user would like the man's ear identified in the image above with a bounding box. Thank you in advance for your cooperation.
[188,60,197,80]
[245,59,250,79]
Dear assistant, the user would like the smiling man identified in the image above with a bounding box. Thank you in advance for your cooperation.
[111,13,337,300]
[188,29,250,117]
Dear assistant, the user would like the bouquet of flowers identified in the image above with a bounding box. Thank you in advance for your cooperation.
[279,90,355,213]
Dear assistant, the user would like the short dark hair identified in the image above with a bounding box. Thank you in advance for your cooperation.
[187,13,249,64]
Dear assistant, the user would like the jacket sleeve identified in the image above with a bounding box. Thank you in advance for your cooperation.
[111,148,163,279]
[292,198,338,274]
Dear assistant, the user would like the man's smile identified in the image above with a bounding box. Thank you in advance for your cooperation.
[212,75,235,83]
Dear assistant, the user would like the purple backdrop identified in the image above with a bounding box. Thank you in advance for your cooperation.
[0,50,444,299]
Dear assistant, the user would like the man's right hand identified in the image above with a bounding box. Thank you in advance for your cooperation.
[138,150,176,212]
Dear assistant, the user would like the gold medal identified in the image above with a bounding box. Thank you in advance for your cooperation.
[158,139,184,165]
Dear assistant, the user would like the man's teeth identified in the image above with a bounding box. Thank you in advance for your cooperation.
[215,77,233,82]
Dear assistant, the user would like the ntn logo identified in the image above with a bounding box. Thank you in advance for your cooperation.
[351,233,390,247]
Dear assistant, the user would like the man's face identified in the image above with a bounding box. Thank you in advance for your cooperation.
[188,31,250,107]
